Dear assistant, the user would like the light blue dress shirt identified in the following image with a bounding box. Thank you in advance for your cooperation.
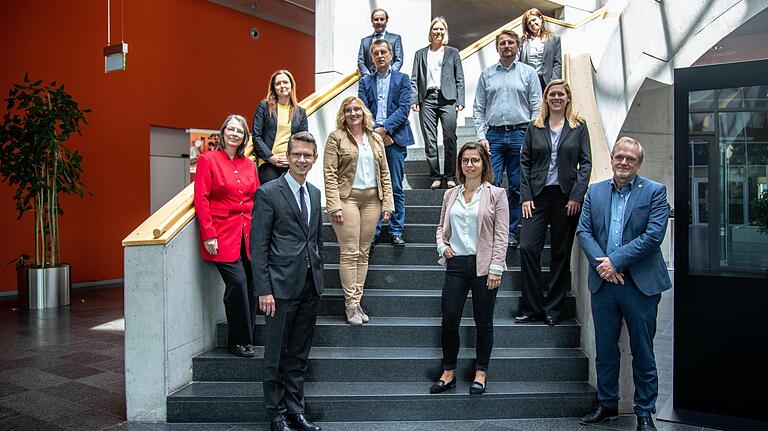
[606,177,636,255]
[375,69,391,126]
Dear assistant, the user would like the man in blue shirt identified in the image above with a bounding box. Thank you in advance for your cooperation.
[576,137,672,431]
[473,30,542,247]
[359,39,414,246]
[357,8,404,76]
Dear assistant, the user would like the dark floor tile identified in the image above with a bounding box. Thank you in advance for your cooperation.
[0,381,28,398]
[97,346,125,359]
[76,371,124,393]
[106,423,160,431]
[0,413,65,430]
[77,392,126,418]
[486,418,583,431]
[0,353,70,370]
[155,424,247,430]
[58,351,115,365]
[90,358,125,373]
[0,390,88,421]
[592,415,704,431]
[55,410,124,431]
[0,366,70,390]
[410,420,489,431]
[43,362,104,379]
[320,422,417,431]
[39,381,112,402]
[0,405,21,421]
[228,424,272,431]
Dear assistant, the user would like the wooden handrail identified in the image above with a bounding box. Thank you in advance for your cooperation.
[123,6,610,247]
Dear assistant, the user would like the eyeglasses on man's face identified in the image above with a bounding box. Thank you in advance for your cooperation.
[289,152,315,160]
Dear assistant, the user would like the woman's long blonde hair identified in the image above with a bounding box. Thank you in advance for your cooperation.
[335,96,374,133]
[533,79,583,129]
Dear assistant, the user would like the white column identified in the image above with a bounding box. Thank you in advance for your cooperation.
[314,0,431,89]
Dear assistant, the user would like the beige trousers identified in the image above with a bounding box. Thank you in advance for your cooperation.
[331,188,381,308]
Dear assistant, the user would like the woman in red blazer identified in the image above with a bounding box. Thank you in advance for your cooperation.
[194,114,260,357]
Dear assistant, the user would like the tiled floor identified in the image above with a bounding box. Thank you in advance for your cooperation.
[0,286,714,431]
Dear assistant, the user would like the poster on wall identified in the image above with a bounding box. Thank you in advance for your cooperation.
[188,129,221,181]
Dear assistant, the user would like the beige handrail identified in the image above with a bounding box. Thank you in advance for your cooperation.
[123,6,609,247]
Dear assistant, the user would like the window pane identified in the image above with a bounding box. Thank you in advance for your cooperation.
[689,89,715,109]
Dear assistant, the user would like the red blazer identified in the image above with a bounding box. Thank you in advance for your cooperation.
[194,151,260,262]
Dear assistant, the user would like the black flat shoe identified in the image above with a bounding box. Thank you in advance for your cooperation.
[469,380,486,395]
[287,413,322,431]
[229,344,255,358]
[545,315,560,326]
[636,416,657,431]
[579,405,619,425]
[429,376,456,394]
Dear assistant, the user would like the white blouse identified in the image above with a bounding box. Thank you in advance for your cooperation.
[352,133,377,189]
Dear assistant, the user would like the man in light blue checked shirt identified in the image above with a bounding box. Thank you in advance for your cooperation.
[473,29,542,246]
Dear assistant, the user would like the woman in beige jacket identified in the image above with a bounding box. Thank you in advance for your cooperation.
[324,96,394,325]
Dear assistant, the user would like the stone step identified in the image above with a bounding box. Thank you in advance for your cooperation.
[403,189,448,205]
[322,243,549,267]
[323,264,560,292]
[192,346,588,382]
[166,381,596,422]
[323,205,443,224]
[217,316,581,349]
[322,223,552,244]
[312,289,575,319]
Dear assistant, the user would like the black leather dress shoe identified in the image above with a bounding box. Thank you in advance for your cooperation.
[579,405,619,425]
[270,420,293,431]
[636,416,657,431]
[469,380,486,395]
[514,314,539,323]
[429,376,456,393]
[287,413,321,431]
[228,344,255,358]
[391,236,406,246]
[545,315,560,326]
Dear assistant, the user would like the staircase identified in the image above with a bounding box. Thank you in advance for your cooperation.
[165,156,596,423]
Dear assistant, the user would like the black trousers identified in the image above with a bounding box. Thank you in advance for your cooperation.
[441,255,498,371]
[262,269,320,422]
[258,163,288,184]
[419,89,458,182]
[519,186,579,319]
[213,236,256,347]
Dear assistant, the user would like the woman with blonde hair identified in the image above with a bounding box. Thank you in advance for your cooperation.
[324,96,394,325]
[517,79,591,326]
[519,8,562,90]
[410,16,465,189]
[252,69,308,183]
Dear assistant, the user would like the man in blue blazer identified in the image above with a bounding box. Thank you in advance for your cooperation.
[576,137,671,431]
[357,8,404,76]
[358,38,414,246]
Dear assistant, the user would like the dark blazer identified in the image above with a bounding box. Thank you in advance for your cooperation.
[358,70,414,147]
[358,32,404,76]
[410,45,465,106]
[519,34,562,85]
[251,100,308,161]
[520,120,592,203]
[250,174,324,300]
[576,175,672,296]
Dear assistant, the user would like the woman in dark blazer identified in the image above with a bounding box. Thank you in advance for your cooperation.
[194,114,261,357]
[519,8,562,91]
[410,16,465,189]
[252,69,308,184]
[431,142,509,395]
[517,79,591,326]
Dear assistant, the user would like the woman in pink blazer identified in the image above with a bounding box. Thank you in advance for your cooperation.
[430,141,509,395]
[194,114,260,358]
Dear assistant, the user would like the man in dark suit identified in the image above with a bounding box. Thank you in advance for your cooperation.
[576,137,672,431]
[251,131,324,431]
[411,17,465,189]
[358,38,414,246]
[357,8,404,76]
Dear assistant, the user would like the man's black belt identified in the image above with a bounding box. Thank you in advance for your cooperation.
[488,123,528,131]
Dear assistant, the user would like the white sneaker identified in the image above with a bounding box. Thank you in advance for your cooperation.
[346,308,363,325]
[356,305,369,323]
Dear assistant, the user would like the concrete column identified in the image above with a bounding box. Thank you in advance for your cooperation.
[314,0,431,89]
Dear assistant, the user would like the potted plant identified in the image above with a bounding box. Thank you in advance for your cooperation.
[0,74,90,309]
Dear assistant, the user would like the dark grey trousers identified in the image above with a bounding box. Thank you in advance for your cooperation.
[419,89,458,182]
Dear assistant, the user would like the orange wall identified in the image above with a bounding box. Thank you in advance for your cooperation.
[0,0,314,292]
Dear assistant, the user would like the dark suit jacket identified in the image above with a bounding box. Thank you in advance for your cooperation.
[519,34,562,85]
[358,70,414,147]
[250,174,324,300]
[358,32,404,76]
[576,175,672,296]
[251,100,308,161]
[520,120,592,203]
[410,45,465,105]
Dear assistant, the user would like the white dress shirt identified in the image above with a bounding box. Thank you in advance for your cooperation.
[426,46,444,90]
[352,133,377,189]
[284,171,311,223]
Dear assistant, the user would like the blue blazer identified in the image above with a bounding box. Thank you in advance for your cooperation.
[576,175,672,296]
[358,32,404,76]
[358,70,415,148]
